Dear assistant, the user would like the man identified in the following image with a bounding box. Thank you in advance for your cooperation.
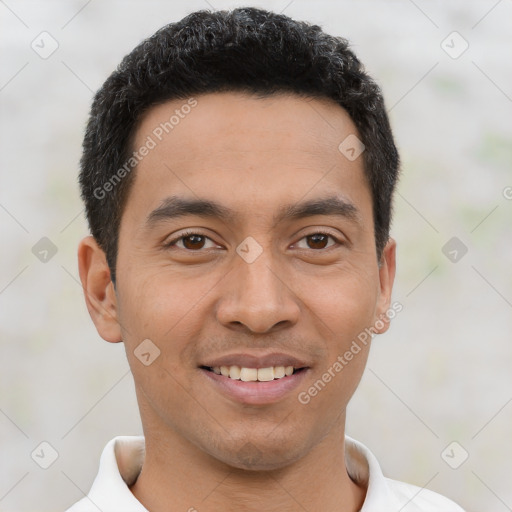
[69,7,464,511]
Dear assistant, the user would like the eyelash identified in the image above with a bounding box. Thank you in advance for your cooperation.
[164,230,344,251]
[164,230,219,250]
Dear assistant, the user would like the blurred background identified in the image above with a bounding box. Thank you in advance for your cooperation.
[1,1,511,511]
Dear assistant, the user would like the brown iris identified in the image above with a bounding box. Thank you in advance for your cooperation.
[182,234,206,250]
[306,233,329,249]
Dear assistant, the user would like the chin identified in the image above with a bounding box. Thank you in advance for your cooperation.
[206,436,306,472]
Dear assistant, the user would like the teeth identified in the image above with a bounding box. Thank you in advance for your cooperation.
[240,367,258,382]
[274,366,285,378]
[210,365,299,381]
[257,367,274,381]
[229,365,241,380]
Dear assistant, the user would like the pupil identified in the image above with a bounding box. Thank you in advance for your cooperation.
[308,234,327,249]
[184,235,205,249]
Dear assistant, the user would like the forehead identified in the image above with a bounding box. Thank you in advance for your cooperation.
[126,91,370,222]
[135,91,358,156]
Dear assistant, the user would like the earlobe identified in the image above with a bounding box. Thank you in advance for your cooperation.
[77,236,123,343]
[374,237,397,335]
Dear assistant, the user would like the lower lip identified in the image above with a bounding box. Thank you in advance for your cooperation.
[199,368,310,405]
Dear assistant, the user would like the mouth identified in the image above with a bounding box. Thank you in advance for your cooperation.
[198,356,311,405]
[200,364,308,381]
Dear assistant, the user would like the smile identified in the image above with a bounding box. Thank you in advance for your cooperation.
[199,365,310,405]
[201,365,306,381]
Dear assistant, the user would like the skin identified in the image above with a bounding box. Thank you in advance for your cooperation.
[78,92,396,512]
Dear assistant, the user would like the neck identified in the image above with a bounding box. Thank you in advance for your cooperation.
[130,420,365,512]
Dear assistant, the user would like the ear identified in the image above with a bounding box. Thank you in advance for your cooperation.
[373,238,397,335]
[78,236,122,343]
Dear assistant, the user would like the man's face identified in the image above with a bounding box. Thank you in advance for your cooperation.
[91,92,395,470]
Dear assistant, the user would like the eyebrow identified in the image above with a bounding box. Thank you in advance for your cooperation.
[146,195,361,228]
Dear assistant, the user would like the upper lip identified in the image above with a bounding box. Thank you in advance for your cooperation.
[200,352,310,369]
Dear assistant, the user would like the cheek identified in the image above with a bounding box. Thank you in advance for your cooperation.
[117,269,210,338]
[115,268,227,391]
[288,267,377,413]
[294,264,379,345]
[116,273,203,412]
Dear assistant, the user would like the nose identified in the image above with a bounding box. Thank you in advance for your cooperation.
[215,249,301,334]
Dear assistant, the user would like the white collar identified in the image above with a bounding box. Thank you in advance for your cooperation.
[66,435,463,512]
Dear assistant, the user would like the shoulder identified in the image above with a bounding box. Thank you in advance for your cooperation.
[385,477,466,511]
[62,436,147,512]
[344,436,465,511]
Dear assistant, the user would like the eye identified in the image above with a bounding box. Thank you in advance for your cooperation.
[165,231,220,251]
[294,232,341,250]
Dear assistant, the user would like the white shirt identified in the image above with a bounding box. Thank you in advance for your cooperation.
[65,436,465,512]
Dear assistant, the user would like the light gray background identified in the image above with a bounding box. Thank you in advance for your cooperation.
[1,1,511,511]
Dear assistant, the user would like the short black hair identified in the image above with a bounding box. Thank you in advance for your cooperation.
[80,7,399,282]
